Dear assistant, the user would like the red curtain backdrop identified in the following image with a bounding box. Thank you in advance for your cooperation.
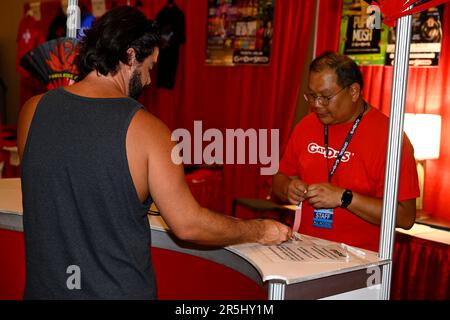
[392,231,450,300]
[316,0,450,221]
[139,0,315,214]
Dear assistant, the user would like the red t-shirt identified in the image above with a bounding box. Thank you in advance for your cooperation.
[16,15,45,77]
[279,107,419,252]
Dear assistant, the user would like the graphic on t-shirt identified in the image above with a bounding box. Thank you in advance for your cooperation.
[307,142,354,163]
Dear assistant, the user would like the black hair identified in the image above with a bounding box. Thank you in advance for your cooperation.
[77,6,161,80]
[309,52,364,90]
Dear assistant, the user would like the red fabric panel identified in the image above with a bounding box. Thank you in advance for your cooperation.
[151,248,266,300]
[315,0,343,57]
[185,169,224,212]
[0,229,265,300]
[315,2,450,221]
[0,230,25,300]
[392,232,450,299]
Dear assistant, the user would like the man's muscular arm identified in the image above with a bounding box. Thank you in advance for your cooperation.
[132,110,292,246]
[17,94,44,160]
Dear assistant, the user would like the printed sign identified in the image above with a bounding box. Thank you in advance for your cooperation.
[206,0,275,66]
[386,6,443,67]
[339,0,389,65]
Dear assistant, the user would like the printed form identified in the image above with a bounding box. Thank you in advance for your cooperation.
[254,236,350,263]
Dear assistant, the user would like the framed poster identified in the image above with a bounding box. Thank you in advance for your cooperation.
[386,6,444,67]
[339,0,389,65]
[205,0,275,66]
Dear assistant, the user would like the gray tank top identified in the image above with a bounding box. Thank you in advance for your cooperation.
[21,87,155,299]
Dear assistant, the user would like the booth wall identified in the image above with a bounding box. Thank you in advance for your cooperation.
[0,0,30,124]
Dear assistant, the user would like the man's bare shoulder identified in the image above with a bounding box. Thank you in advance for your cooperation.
[128,108,174,149]
[17,94,45,159]
[18,93,45,135]
[19,94,44,119]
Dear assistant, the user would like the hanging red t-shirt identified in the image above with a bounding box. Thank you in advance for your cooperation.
[279,107,420,252]
[16,14,45,77]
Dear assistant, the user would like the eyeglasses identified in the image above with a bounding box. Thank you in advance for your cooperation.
[304,86,348,106]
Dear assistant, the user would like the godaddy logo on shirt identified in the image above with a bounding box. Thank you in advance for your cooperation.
[307,143,353,162]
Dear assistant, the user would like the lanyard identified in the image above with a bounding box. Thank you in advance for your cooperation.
[324,102,367,183]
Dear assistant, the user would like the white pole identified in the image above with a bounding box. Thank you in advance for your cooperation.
[379,11,413,300]
[66,0,80,38]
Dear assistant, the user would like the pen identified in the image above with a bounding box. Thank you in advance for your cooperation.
[341,243,366,257]
[293,200,304,232]
[290,232,302,242]
[297,188,308,208]
[292,189,307,233]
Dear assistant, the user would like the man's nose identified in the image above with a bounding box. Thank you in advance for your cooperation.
[312,98,324,109]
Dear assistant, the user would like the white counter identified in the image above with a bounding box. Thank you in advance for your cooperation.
[0,178,389,300]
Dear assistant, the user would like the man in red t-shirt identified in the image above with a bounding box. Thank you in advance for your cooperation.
[273,52,419,252]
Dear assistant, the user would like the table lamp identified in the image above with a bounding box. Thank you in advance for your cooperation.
[404,113,441,210]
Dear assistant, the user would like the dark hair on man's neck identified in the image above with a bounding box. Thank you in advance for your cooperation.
[310,51,364,90]
[76,6,161,80]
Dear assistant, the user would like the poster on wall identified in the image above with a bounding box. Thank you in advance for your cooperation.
[339,0,389,65]
[205,0,275,66]
[386,6,444,67]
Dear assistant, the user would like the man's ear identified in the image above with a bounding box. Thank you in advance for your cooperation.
[126,48,137,67]
[349,83,361,102]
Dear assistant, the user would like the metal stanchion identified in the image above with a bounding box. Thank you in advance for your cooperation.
[379,10,413,300]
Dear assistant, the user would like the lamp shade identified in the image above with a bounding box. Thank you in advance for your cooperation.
[404,113,441,160]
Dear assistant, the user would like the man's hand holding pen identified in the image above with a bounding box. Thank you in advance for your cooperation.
[306,183,345,209]
[287,179,346,209]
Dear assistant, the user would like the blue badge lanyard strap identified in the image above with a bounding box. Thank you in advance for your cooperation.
[324,102,368,183]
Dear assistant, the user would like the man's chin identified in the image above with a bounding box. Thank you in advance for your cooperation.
[315,113,332,124]
[129,94,142,100]
[128,89,143,100]
[128,70,144,100]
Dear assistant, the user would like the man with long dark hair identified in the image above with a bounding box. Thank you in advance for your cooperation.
[17,6,291,299]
